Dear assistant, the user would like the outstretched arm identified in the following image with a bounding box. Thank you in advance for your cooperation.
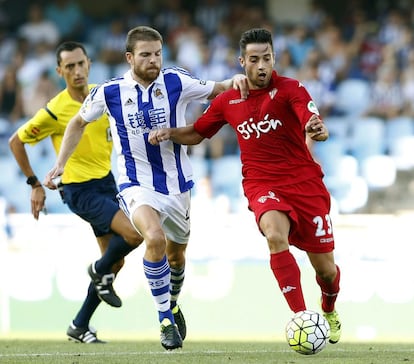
[43,113,87,189]
[148,125,204,146]
[210,74,248,100]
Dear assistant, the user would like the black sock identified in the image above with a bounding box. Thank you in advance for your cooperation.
[95,235,135,274]
[72,282,101,328]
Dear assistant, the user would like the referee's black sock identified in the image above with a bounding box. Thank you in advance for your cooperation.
[95,235,135,274]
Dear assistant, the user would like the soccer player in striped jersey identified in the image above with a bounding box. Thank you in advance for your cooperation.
[148,28,342,345]
[9,41,143,343]
[44,26,248,350]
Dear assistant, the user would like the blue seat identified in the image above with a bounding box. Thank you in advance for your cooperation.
[210,155,242,212]
[334,79,371,117]
[360,154,396,190]
[385,116,414,170]
[349,116,386,163]
[323,116,351,141]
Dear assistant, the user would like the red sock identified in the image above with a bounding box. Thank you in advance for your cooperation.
[316,265,340,313]
[270,250,306,313]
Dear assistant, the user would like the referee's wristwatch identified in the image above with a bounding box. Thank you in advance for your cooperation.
[26,175,40,187]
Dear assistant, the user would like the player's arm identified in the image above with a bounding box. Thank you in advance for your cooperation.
[210,74,248,100]
[305,114,329,141]
[43,113,87,189]
[9,131,46,220]
[148,125,204,146]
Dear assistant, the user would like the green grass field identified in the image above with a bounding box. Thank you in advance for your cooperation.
[0,340,413,364]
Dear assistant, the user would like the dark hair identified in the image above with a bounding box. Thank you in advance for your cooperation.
[239,28,273,56]
[126,26,163,53]
[56,41,88,66]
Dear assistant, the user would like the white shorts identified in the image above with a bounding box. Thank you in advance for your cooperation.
[117,186,191,244]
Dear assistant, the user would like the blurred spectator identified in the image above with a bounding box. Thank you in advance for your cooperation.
[0,66,24,124]
[123,0,151,29]
[97,18,127,70]
[275,49,298,78]
[287,24,315,68]
[297,50,336,118]
[315,24,353,83]
[153,0,183,37]
[194,0,229,37]
[364,63,404,120]
[354,25,383,81]
[168,10,204,71]
[15,41,56,109]
[378,9,407,47]
[24,69,59,117]
[17,3,60,52]
[0,26,17,73]
[400,49,414,117]
[45,0,85,42]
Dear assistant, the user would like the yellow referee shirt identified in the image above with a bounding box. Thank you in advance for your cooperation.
[17,85,112,184]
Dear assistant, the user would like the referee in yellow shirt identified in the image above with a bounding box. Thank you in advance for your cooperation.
[9,41,143,343]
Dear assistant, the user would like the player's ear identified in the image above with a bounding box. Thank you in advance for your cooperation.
[239,56,245,68]
[125,52,133,66]
[56,66,62,77]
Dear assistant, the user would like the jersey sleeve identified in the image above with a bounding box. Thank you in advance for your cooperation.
[193,95,227,138]
[289,80,321,127]
[79,85,107,122]
[17,104,63,145]
[178,70,215,103]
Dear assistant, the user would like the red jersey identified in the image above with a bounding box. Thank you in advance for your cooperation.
[194,71,324,187]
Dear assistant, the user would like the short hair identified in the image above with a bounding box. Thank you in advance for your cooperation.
[239,28,273,56]
[126,26,163,53]
[56,41,88,66]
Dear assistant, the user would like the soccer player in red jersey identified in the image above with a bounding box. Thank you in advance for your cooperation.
[148,28,342,344]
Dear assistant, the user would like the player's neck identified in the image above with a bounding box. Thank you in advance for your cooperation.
[67,86,89,103]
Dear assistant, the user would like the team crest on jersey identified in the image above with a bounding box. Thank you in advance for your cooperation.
[199,80,207,85]
[153,88,164,99]
[269,88,278,99]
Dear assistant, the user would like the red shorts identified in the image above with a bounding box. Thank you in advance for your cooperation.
[243,177,335,253]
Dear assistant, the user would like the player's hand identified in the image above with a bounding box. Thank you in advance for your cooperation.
[232,74,249,99]
[148,129,171,145]
[43,166,64,190]
[31,185,46,220]
[305,114,328,141]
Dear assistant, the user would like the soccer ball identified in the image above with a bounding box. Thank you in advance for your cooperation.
[285,310,330,355]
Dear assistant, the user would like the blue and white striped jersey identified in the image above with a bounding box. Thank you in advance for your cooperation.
[80,68,215,195]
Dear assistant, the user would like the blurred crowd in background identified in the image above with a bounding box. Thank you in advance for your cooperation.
[1,0,414,217]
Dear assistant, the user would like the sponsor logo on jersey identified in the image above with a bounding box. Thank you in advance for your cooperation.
[229,98,245,104]
[237,114,282,139]
[199,79,207,85]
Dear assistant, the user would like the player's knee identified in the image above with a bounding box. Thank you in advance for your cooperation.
[124,229,144,247]
[167,252,185,268]
[265,230,289,251]
[316,264,337,283]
